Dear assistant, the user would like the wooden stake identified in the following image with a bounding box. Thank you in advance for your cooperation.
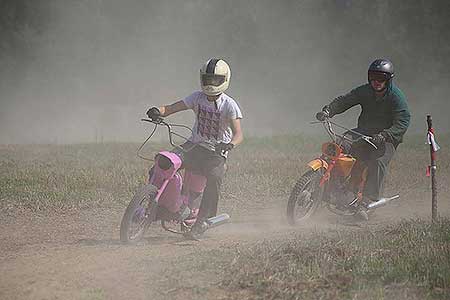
[427,115,438,222]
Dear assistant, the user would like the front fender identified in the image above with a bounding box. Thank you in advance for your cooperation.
[307,159,328,171]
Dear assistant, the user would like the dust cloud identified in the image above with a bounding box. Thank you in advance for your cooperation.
[1,0,449,144]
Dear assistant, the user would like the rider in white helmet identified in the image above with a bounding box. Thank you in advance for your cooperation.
[146,58,244,238]
[199,58,231,96]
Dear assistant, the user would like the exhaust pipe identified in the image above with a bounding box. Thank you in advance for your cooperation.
[367,195,400,210]
[206,213,230,229]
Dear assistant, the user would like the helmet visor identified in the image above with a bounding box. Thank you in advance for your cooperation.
[201,74,226,87]
[368,71,390,82]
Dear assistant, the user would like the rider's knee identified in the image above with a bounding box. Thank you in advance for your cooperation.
[206,173,224,185]
[207,163,226,179]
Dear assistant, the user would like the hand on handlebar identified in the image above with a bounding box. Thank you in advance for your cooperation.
[315,105,331,121]
[371,133,386,147]
[146,107,163,123]
[216,142,234,154]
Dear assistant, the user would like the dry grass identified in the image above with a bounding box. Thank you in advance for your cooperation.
[221,218,450,300]
[0,143,149,211]
[0,134,449,299]
[0,134,449,214]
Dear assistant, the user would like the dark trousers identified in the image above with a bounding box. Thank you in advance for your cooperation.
[182,145,226,220]
[364,142,395,200]
[342,129,396,201]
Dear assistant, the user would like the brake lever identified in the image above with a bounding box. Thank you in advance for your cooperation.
[361,136,378,150]
[141,117,165,125]
[311,114,332,122]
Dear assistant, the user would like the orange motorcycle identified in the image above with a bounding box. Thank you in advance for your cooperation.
[287,117,399,224]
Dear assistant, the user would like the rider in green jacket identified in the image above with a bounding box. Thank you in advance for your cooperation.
[316,58,411,208]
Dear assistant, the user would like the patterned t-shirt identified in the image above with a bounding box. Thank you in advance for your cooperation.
[183,91,243,145]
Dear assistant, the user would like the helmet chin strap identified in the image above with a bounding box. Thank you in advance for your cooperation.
[206,94,221,110]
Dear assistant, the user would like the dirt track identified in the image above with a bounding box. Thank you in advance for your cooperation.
[0,195,448,300]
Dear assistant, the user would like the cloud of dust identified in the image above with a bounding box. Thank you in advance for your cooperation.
[1,0,449,144]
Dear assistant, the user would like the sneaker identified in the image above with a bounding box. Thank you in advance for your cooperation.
[184,220,208,240]
[177,205,191,221]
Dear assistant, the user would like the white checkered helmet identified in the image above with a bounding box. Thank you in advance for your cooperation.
[200,58,231,96]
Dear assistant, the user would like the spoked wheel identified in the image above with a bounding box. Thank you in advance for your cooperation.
[120,184,158,244]
[287,170,323,225]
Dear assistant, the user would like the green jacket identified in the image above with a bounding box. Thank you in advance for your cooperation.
[328,83,411,146]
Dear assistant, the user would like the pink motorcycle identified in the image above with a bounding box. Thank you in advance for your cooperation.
[120,117,230,244]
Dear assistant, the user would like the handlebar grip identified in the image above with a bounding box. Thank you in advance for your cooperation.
[141,117,164,124]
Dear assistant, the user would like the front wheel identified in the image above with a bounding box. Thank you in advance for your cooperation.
[120,184,158,244]
[287,170,323,225]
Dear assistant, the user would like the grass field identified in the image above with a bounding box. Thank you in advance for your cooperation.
[220,218,450,300]
[1,134,448,214]
[1,133,449,300]
[1,135,316,212]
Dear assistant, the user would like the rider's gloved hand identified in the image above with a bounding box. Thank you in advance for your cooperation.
[371,133,386,146]
[316,105,331,121]
[146,107,162,121]
[216,142,234,153]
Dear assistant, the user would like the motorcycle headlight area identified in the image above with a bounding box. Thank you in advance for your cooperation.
[156,154,173,170]
[321,142,342,159]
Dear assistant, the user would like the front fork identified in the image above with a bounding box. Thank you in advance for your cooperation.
[144,167,170,222]
[319,159,335,187]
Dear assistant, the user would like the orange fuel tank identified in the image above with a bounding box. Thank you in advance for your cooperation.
[334,156,356,177]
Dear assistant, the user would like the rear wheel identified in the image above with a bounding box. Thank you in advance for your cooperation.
[287,170,323,225]
[120,184,158,244]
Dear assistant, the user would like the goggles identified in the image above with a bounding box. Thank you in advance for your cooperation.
[201,74,226,87]
[368,71,390,82]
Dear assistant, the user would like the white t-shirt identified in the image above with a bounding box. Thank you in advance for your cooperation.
[183,91,243,145]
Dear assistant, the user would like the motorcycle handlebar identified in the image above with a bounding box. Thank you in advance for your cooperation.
[141,118,165,125]
[141,117,194,149]
[313,118,378,150]
[140,118,229,155]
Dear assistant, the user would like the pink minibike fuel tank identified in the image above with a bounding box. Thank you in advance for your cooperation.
[149,151,206,216]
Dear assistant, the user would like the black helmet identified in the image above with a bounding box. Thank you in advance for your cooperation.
[368,58,394,84]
